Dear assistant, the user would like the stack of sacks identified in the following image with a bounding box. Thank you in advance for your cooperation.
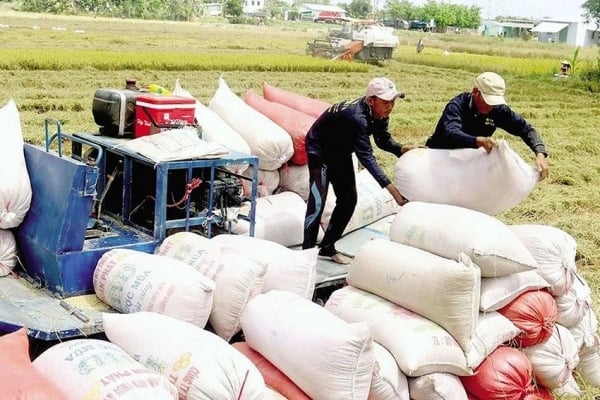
[359,201,540,397]
[388,201,592,397]
[510,224,600,394]
[172,79,251,176]
[93,248,215,328]
[393,140,539,216]
[0,329,67,400]
[103,312,266,399]
[33,338,178,399]
[209,77,293,172]
[0,99,31,276]
[244,89,315,166]
[156,231,267,341]
[326,239,500,374]
[240,290,379,400]
[261,81,330,118]
[242,86,318,199]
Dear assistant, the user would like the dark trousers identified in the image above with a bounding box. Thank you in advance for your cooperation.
[302,153,357,254]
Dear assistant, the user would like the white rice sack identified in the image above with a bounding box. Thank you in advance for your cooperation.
[555,272,593,328]
[243,165,280,197]
[466,312,520,369]
[569,307,598,350]
[522,323,580,390]
[576,342,600,387]
[321,169,399,235]
[370,342,410,400]
[228,191,311,247]
[389,201,538,277]
[210,234,317,299]
[479,270,551,312]
[279,163,309,201]
[241,290,375,400]
[208,77,293,171]
[172,79,250,174]
[325,286,471,377]
[393,140,538,215]
[0,229,18,277]
[510,224,578,297]
[103,312,265,400]
[32,338,178,400]
[347,239,480,353]
[157,232,267,341]
[0,99,32,229]
[408,373,468,400]
[93,249,215,328]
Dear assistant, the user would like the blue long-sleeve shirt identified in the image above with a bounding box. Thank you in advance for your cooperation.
[305,97,403,188]
[426,92,547,156]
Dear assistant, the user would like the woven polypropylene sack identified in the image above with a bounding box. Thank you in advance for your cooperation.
[498,290,558,348]
[347,238,480,353]
[33,338,178,400]
[103,311,266,400]
[460,346,535,400]
[510,224,577,297]
[393,140,538,216]
[209,77,293,171]
[390,201,538,278]
[241,290,374,400]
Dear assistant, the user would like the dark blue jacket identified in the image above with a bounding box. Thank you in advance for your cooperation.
[305,97,403,188]
[426,92,547,156]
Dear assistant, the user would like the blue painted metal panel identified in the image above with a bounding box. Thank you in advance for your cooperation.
[18,144,97,253]
[15,144,158,298]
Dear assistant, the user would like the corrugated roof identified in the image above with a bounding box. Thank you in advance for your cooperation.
[531,22,569,33]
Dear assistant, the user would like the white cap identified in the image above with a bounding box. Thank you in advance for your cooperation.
[365,77,405,101]
[475,72,506,106]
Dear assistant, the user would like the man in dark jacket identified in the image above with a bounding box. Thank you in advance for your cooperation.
[425,71,549,180]
[302,77,416,264]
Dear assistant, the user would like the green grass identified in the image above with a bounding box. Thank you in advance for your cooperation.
[1,8,600,398]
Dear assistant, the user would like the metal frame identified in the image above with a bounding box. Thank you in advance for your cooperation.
[72,132,259,242]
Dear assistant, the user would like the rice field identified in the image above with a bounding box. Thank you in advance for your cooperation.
[1,7,600,398]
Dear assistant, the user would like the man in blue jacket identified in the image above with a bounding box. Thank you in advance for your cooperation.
[302,77,416,264]
[425,71,549,180]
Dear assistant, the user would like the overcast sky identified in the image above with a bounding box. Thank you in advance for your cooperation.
[407,0,587,20]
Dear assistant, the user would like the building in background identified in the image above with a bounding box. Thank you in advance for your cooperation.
[531,20,599,47]
[481,19,534,38]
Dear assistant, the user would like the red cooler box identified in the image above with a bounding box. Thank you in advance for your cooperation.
[135,95,196,137]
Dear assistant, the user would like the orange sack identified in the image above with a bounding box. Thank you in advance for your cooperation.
[499,289,558,347]
[262,81,330,119]
[0,328,67,400]
[244,89,315,165]
[461,346,535,400]
[233,341,312,400]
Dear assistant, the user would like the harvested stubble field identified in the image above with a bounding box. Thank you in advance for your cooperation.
[1,7,600,397]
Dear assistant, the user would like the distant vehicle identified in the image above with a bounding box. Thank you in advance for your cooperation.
[409,20,430,31]
[382,19,408,29]
[306,19,399,63]
[314,11,343,24]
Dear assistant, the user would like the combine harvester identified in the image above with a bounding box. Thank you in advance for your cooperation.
[306,17,399,62]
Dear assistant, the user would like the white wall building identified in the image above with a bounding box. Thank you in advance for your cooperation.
[532,20,599,47]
